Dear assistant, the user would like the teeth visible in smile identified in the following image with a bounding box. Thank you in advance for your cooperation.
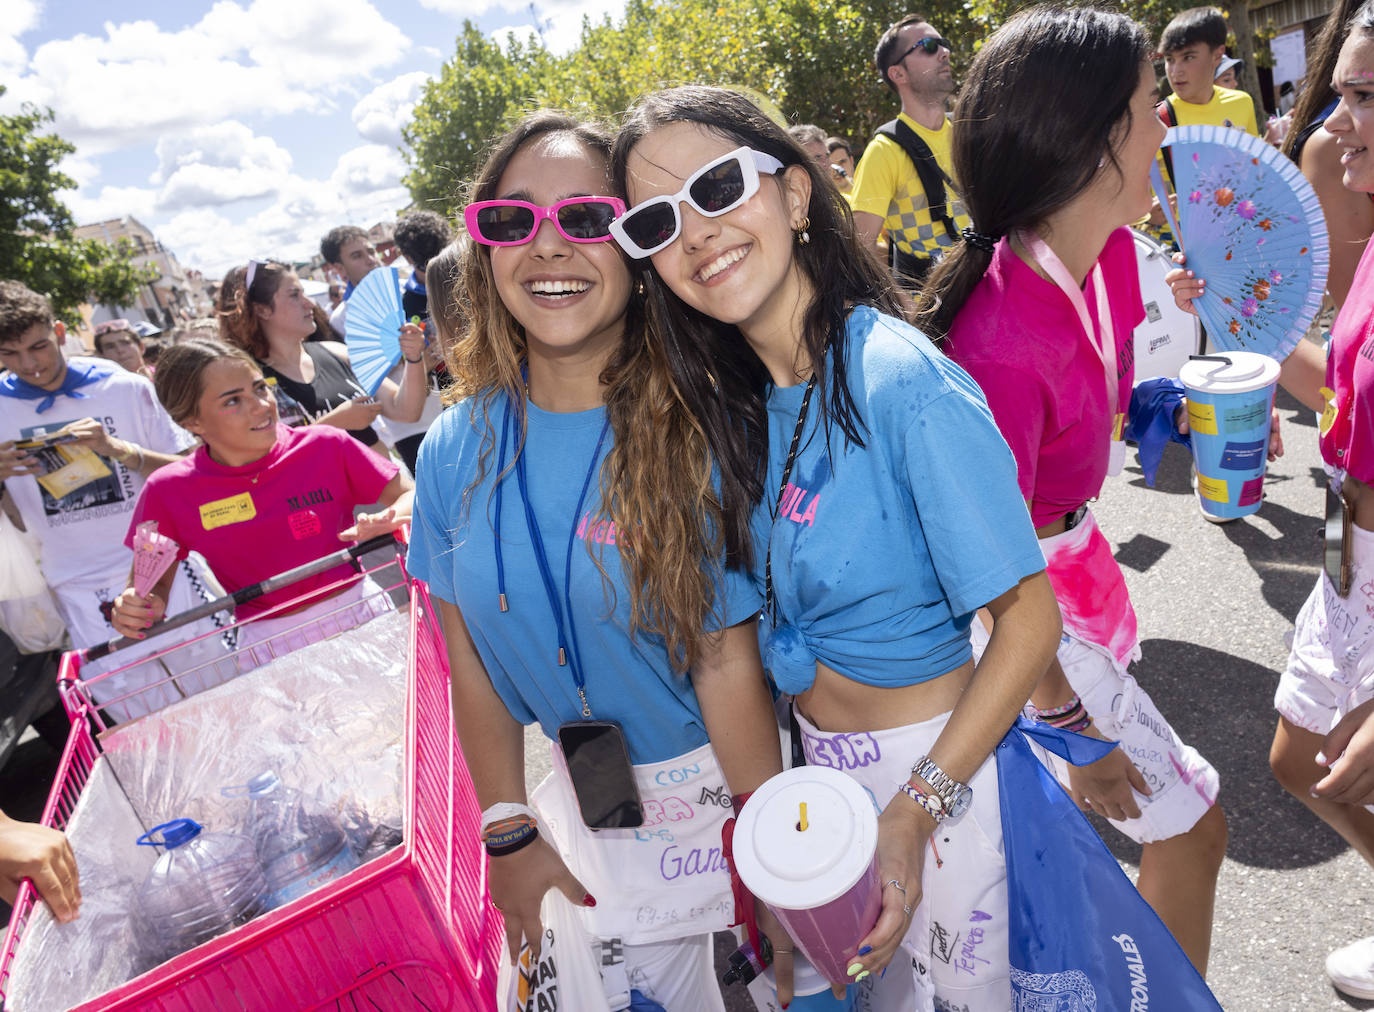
[529,280,590,296]
[698,247,747,282]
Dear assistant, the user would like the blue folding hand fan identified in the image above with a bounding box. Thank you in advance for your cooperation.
[1153,124,1329,362]
[344,266,405,396]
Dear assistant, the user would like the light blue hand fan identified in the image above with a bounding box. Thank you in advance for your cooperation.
[1153,124,1329,362]
[344,266,404,395]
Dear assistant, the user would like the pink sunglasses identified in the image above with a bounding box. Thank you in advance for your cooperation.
[464,196,627,247]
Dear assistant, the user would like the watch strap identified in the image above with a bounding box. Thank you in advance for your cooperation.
[910,755,968,814]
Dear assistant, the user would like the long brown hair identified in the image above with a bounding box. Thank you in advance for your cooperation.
[216,260,294,360]
[453,110,728,673]
[610,86,903,554]
[1283,0,1366,161]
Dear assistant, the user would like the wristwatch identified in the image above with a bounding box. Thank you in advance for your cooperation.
[909,756,973,820]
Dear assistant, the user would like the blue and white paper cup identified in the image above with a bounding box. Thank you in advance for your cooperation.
[1178,352,1280,520]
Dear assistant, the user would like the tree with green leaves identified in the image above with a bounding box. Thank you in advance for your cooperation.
[0,88,151,322]
[403,0,1281,216]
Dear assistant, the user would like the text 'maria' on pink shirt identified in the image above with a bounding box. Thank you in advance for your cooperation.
[945,227,1144,529]
[126,424,398,616]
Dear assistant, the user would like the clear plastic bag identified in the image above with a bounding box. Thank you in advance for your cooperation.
[0,510,66,653]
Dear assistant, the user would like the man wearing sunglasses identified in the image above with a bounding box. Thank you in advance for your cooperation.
[851,14,970,289]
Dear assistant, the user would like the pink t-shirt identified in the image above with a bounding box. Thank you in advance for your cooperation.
[1322,237,1374,484]
[946,227,1144,528]
[126,424,398,616]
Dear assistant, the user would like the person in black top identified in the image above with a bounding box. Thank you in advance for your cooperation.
[216,259,425,451]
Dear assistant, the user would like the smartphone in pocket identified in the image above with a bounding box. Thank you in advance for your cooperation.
[1326,485,1354,598]
[557,721,644,830]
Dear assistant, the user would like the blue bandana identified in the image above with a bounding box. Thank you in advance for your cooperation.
[404,271,426,297]
[0,358,117,414]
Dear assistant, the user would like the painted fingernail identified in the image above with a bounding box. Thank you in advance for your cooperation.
[583,893,597,907]
[1316,751,1329,766]
[881,966,887,979]
[855,970,870,982]
[846,961,864,977]
[858,945,872,956]
[781,1003,790,1010]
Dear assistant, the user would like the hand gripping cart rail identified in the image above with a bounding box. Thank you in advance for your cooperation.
[0,534,504,1011]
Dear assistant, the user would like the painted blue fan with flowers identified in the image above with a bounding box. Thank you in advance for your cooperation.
[1153,124,1328,362]
[344,266,405,395]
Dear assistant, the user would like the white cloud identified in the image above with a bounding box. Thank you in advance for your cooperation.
[331,144,407,195]
[0,0,40,77]
[64,184,159,227]
[151,121,293,211]
[0,0,412,152]
[351,71,432,146]
[58,152,101,191]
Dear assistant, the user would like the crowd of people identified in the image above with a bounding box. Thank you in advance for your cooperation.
[3,1,1374,1008]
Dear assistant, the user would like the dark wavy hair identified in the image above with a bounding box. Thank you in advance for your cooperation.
[611,86,903,554]
[914,6,1151,342]
[1283,0,1368,161]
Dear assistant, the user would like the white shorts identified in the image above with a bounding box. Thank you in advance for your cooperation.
[794,706,1007,1012]
[1276,524,1374,735]
[1052,633,1219,844]
[970,621,1218,845]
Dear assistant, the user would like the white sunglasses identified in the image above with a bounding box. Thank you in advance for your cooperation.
[611,146,785,258]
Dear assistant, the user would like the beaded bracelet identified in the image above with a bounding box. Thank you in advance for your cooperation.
[1036,693,1083,720]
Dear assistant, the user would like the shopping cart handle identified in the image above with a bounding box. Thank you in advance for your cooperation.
[83,535,398,663]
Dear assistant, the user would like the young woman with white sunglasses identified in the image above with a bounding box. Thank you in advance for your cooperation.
[406,111,790,1010]
[611,87,1062,1011]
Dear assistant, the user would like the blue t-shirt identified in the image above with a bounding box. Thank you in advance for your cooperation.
[753,306,1045,692]
[407,395,762,763]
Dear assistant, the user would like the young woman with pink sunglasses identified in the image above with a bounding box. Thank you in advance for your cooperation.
[406,112,790,1010]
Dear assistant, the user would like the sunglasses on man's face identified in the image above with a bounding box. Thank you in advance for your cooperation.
[610,146,785,259]
[463,196,627,246]
[893,36,953,63]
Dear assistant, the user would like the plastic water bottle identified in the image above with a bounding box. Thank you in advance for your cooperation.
[221,771,360,909]
[135,819,267,963]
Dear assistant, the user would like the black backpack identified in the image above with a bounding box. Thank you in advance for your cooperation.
[872,118,960,284]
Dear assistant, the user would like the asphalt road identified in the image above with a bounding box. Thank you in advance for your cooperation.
[1,378,1366,1010]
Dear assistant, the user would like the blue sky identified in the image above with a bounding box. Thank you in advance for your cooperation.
[1,0,621,276]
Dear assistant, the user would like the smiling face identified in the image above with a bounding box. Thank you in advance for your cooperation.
[490,134,632,366]
[181,357,279,466]
[624,122,812,348]
[0,322,66,391]
[1164,42,1223,105]
[1326,32,1374,193]
[253,273,317,345]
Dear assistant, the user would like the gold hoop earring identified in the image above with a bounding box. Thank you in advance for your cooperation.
[795,216,811,246]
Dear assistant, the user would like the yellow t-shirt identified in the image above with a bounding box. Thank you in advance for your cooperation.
[1141,87,1262,236]
[849,112,971,260]
[1163,86,1260,135]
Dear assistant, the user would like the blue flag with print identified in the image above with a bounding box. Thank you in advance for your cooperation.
[996,716,1222,1011]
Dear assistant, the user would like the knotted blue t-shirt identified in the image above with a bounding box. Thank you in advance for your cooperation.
[753,306,1045,692]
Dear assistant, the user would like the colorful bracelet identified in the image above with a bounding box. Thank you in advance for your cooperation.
[485,824,539,857]
[480,802,538,832]
[896,781,946,823]
[482,815,536,844]
[1036,693,1083,720]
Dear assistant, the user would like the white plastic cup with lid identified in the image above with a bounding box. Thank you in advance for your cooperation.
[1178,351,1281,519]
[731,766,881,989]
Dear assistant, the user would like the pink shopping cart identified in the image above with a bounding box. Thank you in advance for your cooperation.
[0,537,504,1011]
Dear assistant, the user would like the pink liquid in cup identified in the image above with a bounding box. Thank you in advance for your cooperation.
[732,766,882,988]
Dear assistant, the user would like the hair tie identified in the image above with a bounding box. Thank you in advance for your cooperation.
[960,228,998,254]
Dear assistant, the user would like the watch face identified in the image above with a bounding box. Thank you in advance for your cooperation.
[947,785,973,819]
